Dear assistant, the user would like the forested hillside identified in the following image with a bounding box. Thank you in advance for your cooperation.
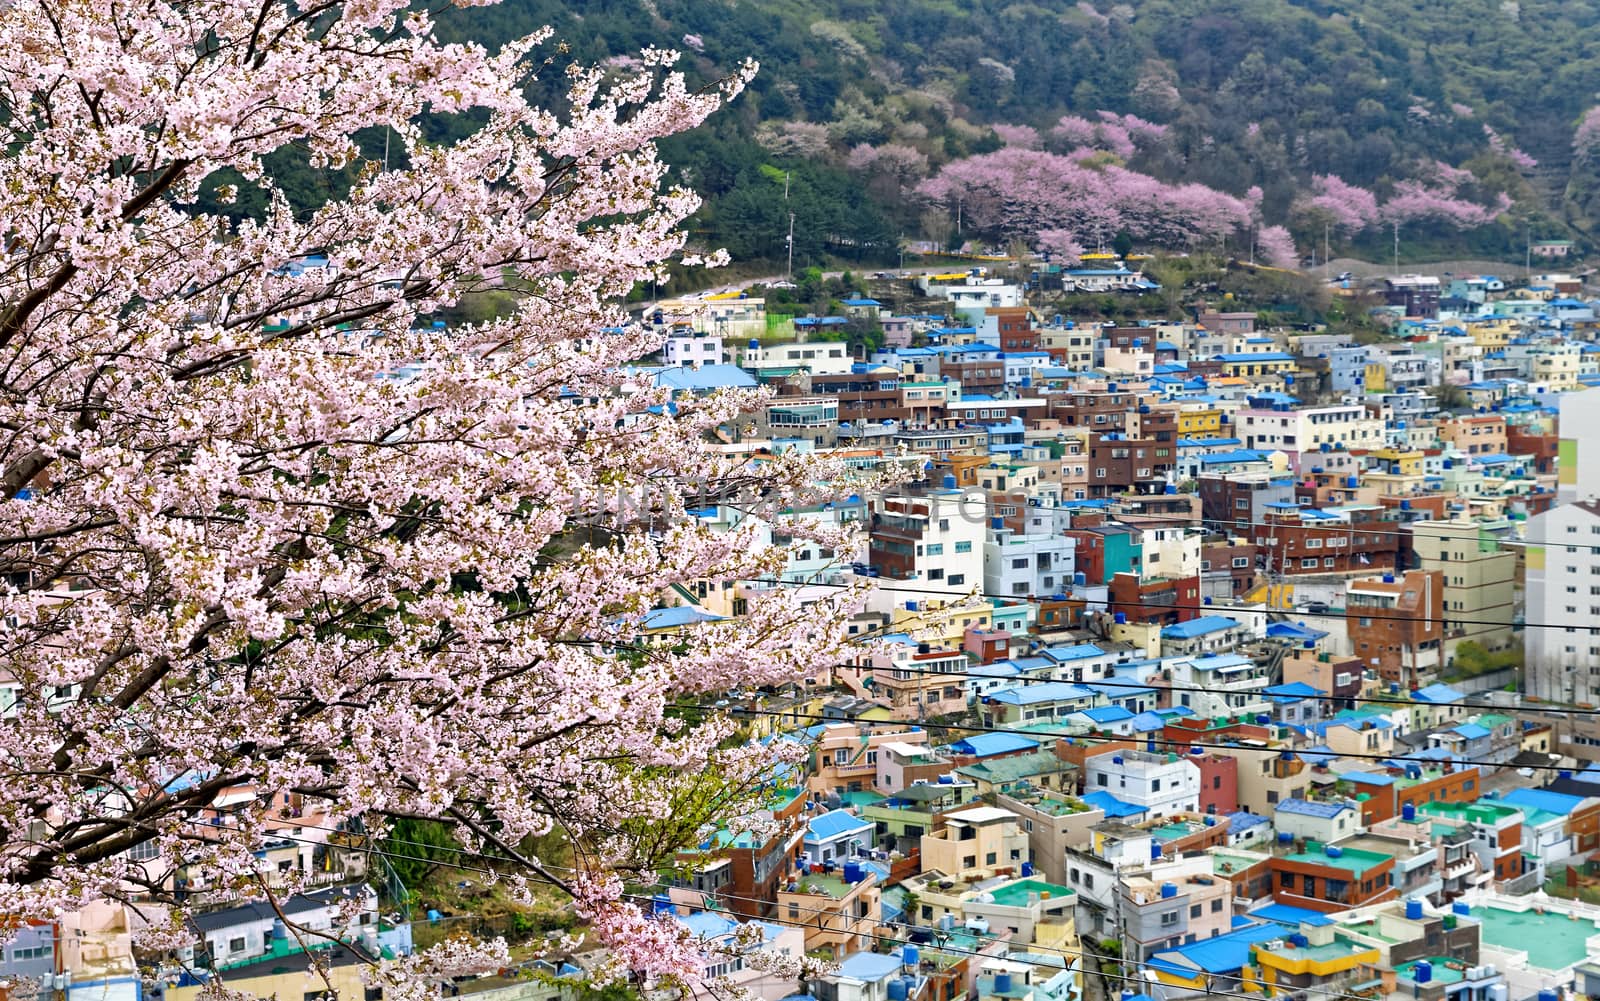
[356,1,1600,267]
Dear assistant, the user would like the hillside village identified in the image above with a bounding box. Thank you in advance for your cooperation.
[18,257,1600,1001]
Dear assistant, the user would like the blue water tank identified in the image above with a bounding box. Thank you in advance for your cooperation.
[1191,746,1204,755]
[1289,934,1308,948]
[1402,803,1416,822]
[938,774,953,784]
[1560,770,1574,780]
[1151,842,1163,859]
[1400,499,1411,510]
[1114,612,1127,624]
[1278,832,1294,844]
[1414,962,1432,984]
[1405,900,1423,920]
[1452,902,1471,916]
[1160,882,1177,898]
[652,893,674,914]
[888,979,909,1001]
[426,909,442,923]
[1346,476,1359,488]
[943,473,957,489]
[994,973,1013,994]
[1326,846,1343,859]
[1538,989,1557,1001]
[902,946,919,969]
[748,338,760,349]
[843,860,863,884]
[992,516,1004,529]
[1074,572,1087,586]
[1204,815,1216,826]
[1021,861,1035,877]
[1255,714,1271,726]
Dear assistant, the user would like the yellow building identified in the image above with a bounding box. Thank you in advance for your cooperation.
[1465,317,1516,350]
[1178,406,1224,437]
[1218,354,1296,379]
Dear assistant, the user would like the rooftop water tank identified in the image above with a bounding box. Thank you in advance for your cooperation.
[1414,961,1432,985]
[994,973,1013,994]
[1452,902,1471,916]
[1405,900,1423,920]
[903,946,919,969]
[1402,803,1416,822]
[1160,882,1178,898]
[843,860,864,884]
[943,473,957,489]
[888,979,909,1001]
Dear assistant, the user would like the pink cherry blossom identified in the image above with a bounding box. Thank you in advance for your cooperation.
[919,147,1249,246]
[992,124,1042,149]
[1256,226,1298,269]
[0,0,864,992]
[1291,174,1381,237]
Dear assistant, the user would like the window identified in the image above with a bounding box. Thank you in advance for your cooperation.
[948,575,965,585]
[230,937,247,954]
[1211,899,1223,913]
[954,541,973,554]
[926,543,944,556]
[1160,911,1179,927]
[1301,558,1318,568]
[1190,904,1202,918]
[366,989,384,1001]
[1232,557,1250,568]
[1097,774,1108,787]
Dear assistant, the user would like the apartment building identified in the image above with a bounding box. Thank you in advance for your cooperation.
[867,487,985,591]
[1525,499,1600,704]
[1407,520,1516,659]
[983,527,1077,599]
[1344,570,1444,687]
[1116,871,1234,966]
[919,806,1032,880]
[1083,750,1201,820]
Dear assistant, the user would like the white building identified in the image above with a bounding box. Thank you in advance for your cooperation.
[1525,499,1600,704]
[1558,386,1600,504]
[662,330,724,367]
[869,488,986,594]
[1083,750,1200,820]
[1139,525,1202,579]
[1234,402,1385,466]
[983,527,1076,598]
[739,340,855,376]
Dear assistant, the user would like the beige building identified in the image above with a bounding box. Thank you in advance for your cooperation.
[920,806,1032,881]
[1408,519,1517,659]
[997,790,1108,885]
[777,869,882,958]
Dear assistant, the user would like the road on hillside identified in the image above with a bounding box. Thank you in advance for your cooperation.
[627,265,995,316]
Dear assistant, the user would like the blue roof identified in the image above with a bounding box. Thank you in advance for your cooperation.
[1076,705,1136,724]
[985,681,1097,706]
[1265,622,1329,643]
[1451,723,1492,740]
[1276,798,1351,818]
[642,606,725,630]
[842,298,881,306]
[680,911,739,939]
[653,364,758,391]
[1502,787,1584,816]
[1044,642,1105,661]
[1249,904,1335,928]
[1082,791,1147,818]
[949,733,1041,757]
[1296,745,1339,766]
[1262,682,1324,702]
[806,809,872,841]
[1146,924,1287,977]
[1162,615,1241,640]
[1412,683,1466,704]
[836,952,905,982]
[1215,352,1295,362]
[1339,770,1396,787]
[1223,811,1269,832]
[1130,711,1170,732]
[1198,450,1273,465]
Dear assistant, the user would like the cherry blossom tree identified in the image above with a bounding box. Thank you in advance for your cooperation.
[0,0,859,994]
[1256,226,1299,269]
[1381,180,1511,229]
[1290,174,1381,238]
[992,124,1043,149]
[1577,108,1600,164]
[917,148,1249,248]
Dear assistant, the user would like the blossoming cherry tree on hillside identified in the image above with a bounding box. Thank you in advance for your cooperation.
[0,0,853,995]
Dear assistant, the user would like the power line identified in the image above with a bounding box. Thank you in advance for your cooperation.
[689,700,1570,772]
[750,572,1568,634]
[164,820,1389,1001]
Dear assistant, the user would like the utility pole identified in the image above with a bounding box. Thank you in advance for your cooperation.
[1324,222,1331,281]
[956,197,963,236]
[1393,221,1400,276]
[786,212,795,283]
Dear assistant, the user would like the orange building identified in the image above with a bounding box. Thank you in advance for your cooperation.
[1345,569,1444,687]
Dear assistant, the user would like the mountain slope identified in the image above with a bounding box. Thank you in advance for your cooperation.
[431,0,1600,265]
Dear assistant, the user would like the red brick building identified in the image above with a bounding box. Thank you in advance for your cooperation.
[1255,509,1400,576]
[1108,572,1201,626]
[1345,569,1444,686]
